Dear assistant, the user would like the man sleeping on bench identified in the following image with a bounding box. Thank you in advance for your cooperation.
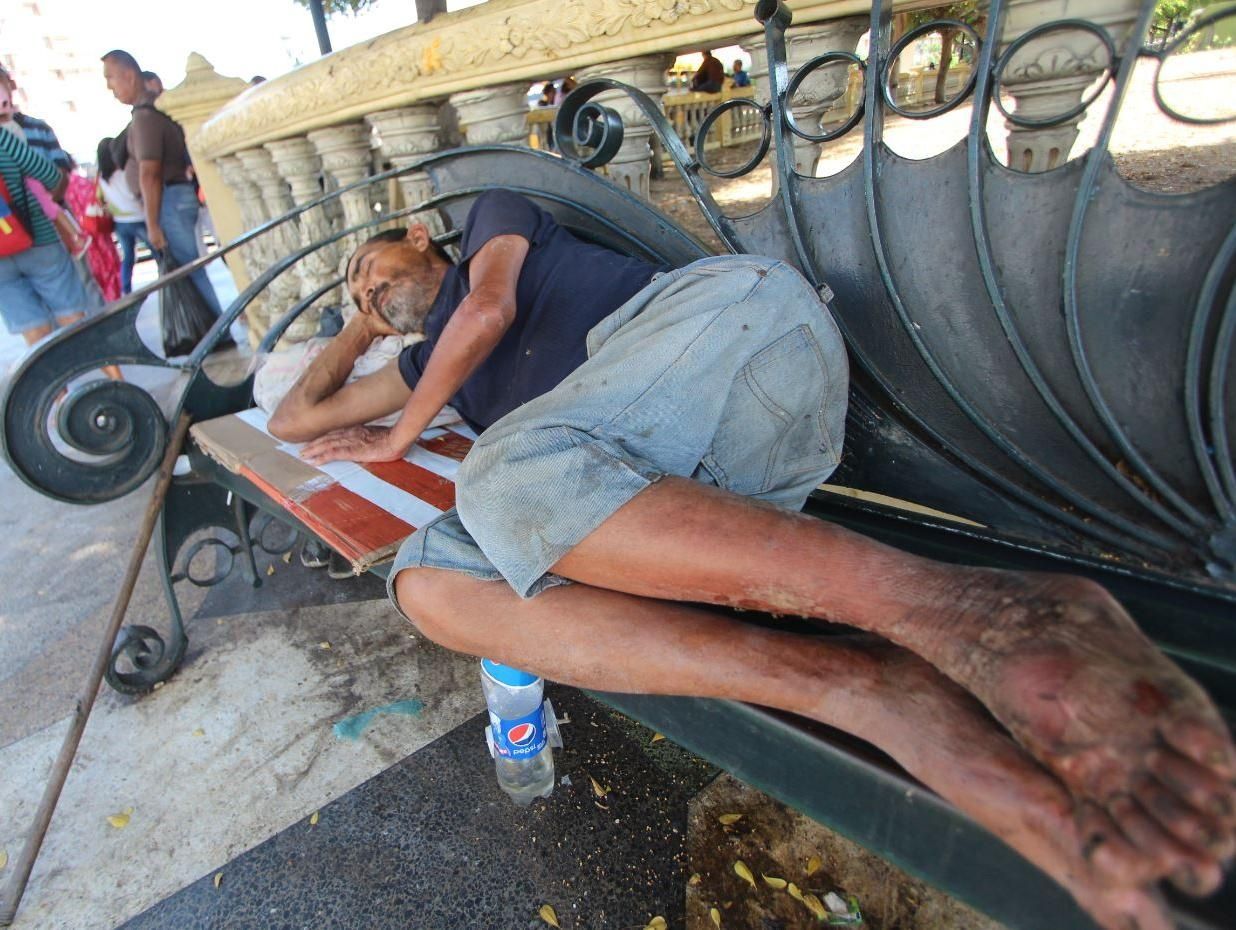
[269,189,1236,930]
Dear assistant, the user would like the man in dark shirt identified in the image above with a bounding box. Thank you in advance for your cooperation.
[690,51,725,93]
[269,191,1236,930]
[102,49,223,320]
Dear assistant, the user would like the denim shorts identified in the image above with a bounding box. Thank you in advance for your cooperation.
[0,242,92,335]
[387,255,848,609]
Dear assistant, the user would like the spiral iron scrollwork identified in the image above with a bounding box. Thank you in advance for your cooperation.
[106,624,187,695]
[555,94,625,168]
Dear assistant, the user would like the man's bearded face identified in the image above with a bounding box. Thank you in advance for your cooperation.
[374,274,435,335]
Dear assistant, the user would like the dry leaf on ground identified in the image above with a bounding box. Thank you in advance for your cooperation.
[650,733,665,743]
[801,893,828,920]
[0,849,7,870]
[265,565,275,576]
[539,903,560,927]
[717,813,743,826]
[688,872,702,886]
[319,641,331,650]
[787,882,804,902]
[805,855,822,876]
[644,917,667,930]
[309,811,320,826]
[106,807,134,829]
[281,551,292,563]
[733,860,755,888]
[192,728,205,738]
[589,775,610,798]
[213,872,223,888]
[710,907,722,927]
[761,874,787,890]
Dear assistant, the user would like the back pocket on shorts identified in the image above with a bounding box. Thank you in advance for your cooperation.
[699,324,841,498]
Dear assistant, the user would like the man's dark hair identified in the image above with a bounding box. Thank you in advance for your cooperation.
[101,50,141,74]
[355,227,452,265]
[141,70,161,84]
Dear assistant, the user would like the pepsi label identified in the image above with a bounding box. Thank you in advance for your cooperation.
[489,705,548,758]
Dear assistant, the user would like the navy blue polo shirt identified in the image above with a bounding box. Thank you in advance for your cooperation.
[397,190,669,432]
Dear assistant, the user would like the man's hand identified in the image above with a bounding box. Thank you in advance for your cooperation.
[300,424,404,465]
[148,223,168,251]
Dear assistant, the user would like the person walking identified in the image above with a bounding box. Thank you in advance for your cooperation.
[0,127,122,380]
[101,49,228,332]
[96,136,149,295]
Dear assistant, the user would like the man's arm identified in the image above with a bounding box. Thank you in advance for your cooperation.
[138,159,166,250]
[268,314,412,442]
[300,233,529,464]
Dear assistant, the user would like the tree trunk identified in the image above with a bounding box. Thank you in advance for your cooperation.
[934,28,955,104]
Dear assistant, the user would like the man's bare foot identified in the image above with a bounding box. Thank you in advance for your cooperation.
[847,642,1211,929]
[929,571,1236,882]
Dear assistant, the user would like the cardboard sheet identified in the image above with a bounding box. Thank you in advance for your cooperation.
[191,408,475,574]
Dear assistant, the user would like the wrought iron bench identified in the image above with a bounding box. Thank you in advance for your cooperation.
[3,0,1234,927]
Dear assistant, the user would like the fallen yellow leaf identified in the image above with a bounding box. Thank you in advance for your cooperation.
[0,849,7,870]
[538,903,560,928]
[787,882,804,902]
[319,641,331,650]
[192,728,205,738]
[733,860,755,888]
[281,551,292,563]
[688,872,702,886]
[309,811,319,826]
[717,813,743,826]
[710,907,722,928]
[802,893,828,920]
[213,872,222,888]
[805,855,822,876]
[644,917,667,930]
[106,808,131,829]
[265,565,275,576]
[762,874,787,890]
[589,775,609,798]
[650,733,665,743]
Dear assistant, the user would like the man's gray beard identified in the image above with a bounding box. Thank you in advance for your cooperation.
[382,287,429,336]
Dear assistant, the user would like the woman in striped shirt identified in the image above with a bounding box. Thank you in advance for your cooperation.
[0,104,115,366]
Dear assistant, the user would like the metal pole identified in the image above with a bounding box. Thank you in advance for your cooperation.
[309,0,333,55]
[0,412,193,927]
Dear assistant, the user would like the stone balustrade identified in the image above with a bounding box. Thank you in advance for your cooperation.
[156,0,1149,345]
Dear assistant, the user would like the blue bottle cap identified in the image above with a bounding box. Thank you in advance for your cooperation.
[481,659,539,688]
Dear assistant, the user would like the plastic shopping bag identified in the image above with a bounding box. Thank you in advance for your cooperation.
[158,251,217,357]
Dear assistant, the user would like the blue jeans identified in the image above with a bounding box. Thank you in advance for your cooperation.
[0,242,93,334]
[388,256,849,603]
[159,183,222,317]
[114,220,151,295]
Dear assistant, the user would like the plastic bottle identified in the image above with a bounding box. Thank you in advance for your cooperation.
[480,659,561,805]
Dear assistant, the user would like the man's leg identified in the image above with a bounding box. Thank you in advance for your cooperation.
[394,566,1208,928]
[116,223,138,295]
[547,478,1236,865]
[158,184,224,318]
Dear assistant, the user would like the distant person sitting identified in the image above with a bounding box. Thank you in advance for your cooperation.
[690,50,725,93]
[103,49,228,334]
[730,60,751,88]
[537,81,556,107]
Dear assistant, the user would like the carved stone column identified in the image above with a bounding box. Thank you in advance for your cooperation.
[265,136,341,341]
[367,104,444,235]
[309,122,375,267]
[235,146,303,343]
[744,16,869,177]
[449,83,530,147]
[576,55,673,200]
[215,154,272,345]
[998,0,1141,172]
